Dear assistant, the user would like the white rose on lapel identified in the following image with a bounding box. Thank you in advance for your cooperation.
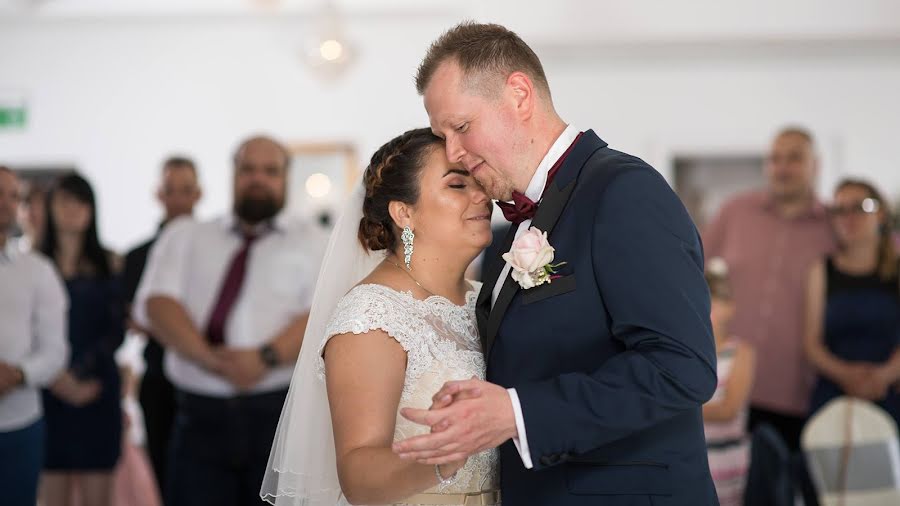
[502,228,566,290]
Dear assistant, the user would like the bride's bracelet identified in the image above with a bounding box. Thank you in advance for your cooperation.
[435,464,459,491]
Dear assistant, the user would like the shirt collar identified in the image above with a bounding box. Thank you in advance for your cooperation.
[220,211,288,236]
[522,124,580,203]
[762,191,828,220]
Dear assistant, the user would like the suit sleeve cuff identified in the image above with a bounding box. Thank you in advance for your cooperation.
[507,388,534,469]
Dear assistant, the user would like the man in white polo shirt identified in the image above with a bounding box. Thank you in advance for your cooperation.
[134,137,325,506]
[0,166,69,506]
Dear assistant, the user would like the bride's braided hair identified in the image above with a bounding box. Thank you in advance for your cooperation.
[358,128,442,251]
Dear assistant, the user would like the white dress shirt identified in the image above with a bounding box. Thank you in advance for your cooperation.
[133,213,326,398]
[0,240,70,431]
[493,124,581,469]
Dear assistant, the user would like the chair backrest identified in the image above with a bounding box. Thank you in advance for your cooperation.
[802,396,900,505]
[744,423,794,506]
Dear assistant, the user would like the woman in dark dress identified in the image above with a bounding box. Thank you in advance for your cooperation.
[39,173,124,506]
[804,178,900,423]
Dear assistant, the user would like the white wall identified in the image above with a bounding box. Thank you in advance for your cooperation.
[546,41,900,189]
[1,10,899,250]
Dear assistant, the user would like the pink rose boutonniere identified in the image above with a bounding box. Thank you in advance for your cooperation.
[502,228,566,289]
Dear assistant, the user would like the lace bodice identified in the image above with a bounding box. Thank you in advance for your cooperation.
[318,283,499,501]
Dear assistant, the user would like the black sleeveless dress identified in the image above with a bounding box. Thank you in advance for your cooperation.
[810,258,900,423]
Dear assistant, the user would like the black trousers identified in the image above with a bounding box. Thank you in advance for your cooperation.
[165,388,288,506]
[747,405,806,452]
[138,371,176,494]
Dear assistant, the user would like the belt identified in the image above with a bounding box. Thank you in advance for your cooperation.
[402,490,500,505]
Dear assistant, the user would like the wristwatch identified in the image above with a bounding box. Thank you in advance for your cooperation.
[12,367,25,386]
[259,344,280,368]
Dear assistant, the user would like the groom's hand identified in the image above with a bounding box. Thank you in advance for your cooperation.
[429,376,484,412]
[427,379,484,433]
[392,379,517,465]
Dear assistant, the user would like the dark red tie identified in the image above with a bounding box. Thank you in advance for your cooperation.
[497,132,583,225]
[205,233,260,346]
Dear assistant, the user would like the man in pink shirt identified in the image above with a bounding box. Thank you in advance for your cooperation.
[704,127,836,451]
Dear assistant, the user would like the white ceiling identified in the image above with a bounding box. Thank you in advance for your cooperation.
[2,0,900,46]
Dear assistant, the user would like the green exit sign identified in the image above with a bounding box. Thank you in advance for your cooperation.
[0,90,27,129]
[0,106,26,128]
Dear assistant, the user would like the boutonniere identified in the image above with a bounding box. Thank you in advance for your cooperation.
[502,228,566,290]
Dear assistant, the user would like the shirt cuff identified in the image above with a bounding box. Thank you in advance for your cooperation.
[507,388,533,469]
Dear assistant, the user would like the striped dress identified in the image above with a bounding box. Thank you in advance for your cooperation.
[704,342,751,506]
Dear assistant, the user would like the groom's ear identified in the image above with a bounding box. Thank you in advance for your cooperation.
[506,71,535,121]
[388,200,413,230]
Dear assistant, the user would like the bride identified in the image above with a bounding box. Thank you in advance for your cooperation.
[260,128,499,505]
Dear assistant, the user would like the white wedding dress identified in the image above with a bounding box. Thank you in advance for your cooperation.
[318,283,499,505]
[260,181,498,506]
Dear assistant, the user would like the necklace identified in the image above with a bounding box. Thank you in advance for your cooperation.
[387,257,435,296]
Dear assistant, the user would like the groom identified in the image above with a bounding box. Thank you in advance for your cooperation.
[393,22,719,505]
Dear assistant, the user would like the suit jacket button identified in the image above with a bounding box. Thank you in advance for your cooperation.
[540,454,558,466]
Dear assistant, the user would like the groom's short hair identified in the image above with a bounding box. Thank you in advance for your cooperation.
[416,21,550,98]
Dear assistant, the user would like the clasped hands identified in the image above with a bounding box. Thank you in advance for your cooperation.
[197,346,268,391]
[839,361,898,401]
[0,362,25,397]
[2,361,104,406]
[392,377,519,465]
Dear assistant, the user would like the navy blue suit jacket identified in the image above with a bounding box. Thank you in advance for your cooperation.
[478,131,719,505]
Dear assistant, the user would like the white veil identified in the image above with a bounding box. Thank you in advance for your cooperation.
[261,179,383,505]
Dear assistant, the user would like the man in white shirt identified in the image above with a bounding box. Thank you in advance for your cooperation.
[0,166,70,506]
[123,156,202,493]
[134,137,325,506]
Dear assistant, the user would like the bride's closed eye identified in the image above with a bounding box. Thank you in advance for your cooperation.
[443,168,472,190]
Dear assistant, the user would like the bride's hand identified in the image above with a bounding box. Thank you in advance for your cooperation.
[395,379,517,465]
[429,376,484,411]
[428,378,485,434]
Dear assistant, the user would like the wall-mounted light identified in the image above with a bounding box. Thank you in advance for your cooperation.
[305,172,332,198]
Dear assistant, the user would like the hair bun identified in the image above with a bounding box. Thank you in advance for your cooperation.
[358,216,393,252]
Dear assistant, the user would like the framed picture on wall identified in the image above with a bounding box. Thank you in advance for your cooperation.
[672,154,764,231]
[285,142,359,229]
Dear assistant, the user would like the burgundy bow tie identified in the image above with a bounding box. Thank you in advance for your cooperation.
[496,131,583,225]
[496,192,538,225]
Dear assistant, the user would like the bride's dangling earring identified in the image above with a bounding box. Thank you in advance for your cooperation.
[402,226,415,269]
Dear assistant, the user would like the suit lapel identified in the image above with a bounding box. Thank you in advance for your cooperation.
[485,178,578,356]
[483,130,608,359]
[477,225,517,352]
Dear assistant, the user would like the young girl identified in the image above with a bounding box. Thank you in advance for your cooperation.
[703,258,757,506]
